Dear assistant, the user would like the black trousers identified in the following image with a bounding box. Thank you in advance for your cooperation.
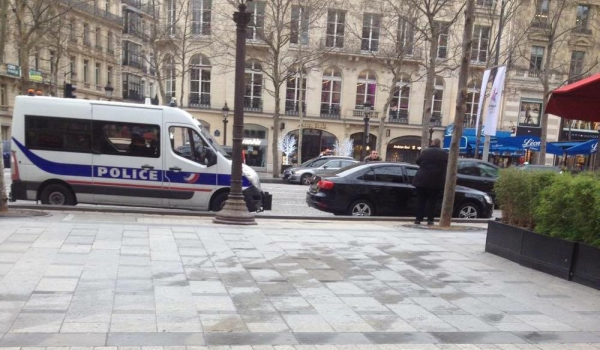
[415,187,441,222]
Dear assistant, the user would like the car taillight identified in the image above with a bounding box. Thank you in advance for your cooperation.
[317,180,334,190]
[11,151,19,181]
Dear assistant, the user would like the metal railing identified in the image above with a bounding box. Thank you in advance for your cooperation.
[319,38,422,60]
[320,106,340,119]
[59,0,123,26]
[188,95,211,109]
[352,109,380,118]
[388,110,409,124]
[244,98,263,112]
[572,26,592,35]
[284,101,306,116]
[123,55,143,69]
[122,0,159,17]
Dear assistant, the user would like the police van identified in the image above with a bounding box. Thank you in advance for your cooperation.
[9,96,271,212]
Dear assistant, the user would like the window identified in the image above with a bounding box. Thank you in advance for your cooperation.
[0,84,7,105]
[436,22,449,59]
[465,80,480,128]
[124,10,141,35]
[397,17,414,55]
[192,0,211,35]
[432,76,444,116]
[569,51,585,78]
[95,63,101,85]
[247,2,265,40]
[123,41,142,68]
[107,66,113,84]
[33,52,39,70]
[285,67,307,115]
[291,6,309,45]
[149,82,154,98]
[405,166,418,183]
[471,26,490,63]
[1,126,9,141]
[536,0,549,19]
[519,100,542,126]
[320,67,342,116]
[530,46,545,71]
[105,0,110,12]
[189,54,211,107]
[479,163,499,178]
[95,27,102,49]
[93,120,160,158]
[374,166,404,183]
[165,55,176,101]
[70,56,76,81]
[458,162,481,176]
[576,5,590,32]
[167,0,176,34]
[356,70,377,108]
[245,61,263,109]
[50,51,56,74]
[360,169,376,181]
[70,20,76,42]
[83,23,90,46]
[476,0,495,6]
[107,32,114,53]
[169,126,212,166]
[361,14,381,52]
[326,9,345,48]
[123,73,143,101]
[83,59,89,83]
[390,74,410,119]
[25,116,92,153]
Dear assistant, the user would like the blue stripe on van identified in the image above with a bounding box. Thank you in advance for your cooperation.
[12,137,251,187]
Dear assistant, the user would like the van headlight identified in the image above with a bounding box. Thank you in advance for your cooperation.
[242,164,261,190]
[484,194,493,205]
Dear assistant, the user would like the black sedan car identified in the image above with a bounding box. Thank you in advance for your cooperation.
[456,159,499,200]
[306,162,494,218]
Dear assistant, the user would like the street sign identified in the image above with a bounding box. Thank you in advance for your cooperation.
[29,69,43,83]
[6,64,20,77]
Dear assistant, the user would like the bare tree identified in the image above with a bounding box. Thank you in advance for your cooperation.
[439,0,474,227]
[143,0,173,103]
[511,0,600,163]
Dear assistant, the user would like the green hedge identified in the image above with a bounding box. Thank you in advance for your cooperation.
[495,169,600,247]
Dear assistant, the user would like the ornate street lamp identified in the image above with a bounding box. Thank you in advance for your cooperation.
[104,83,114,101]
[361,102,372,161]
[222,103,230,146]
[214,0,256,225]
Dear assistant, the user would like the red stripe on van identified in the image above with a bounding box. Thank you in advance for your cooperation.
[67,180,212,192]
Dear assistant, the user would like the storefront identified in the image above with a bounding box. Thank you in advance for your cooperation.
[242,124,268,171]
[287,128,338,164]
[350,132,377,160]
[386,136,421,163]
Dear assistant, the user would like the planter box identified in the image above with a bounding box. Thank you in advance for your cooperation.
[519,230,575,280]
[572,243,600,290]
[485,221,524,263]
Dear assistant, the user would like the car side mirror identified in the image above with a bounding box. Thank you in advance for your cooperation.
[323,165,328,169]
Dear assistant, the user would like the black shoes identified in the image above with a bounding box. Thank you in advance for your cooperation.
[414,220,421,225]
[427,221,434,226]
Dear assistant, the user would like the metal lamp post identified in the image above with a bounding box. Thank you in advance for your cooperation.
[214,0,256,225]
[222,103,230,146]
[104,83,114,101]
[361,102,372,161]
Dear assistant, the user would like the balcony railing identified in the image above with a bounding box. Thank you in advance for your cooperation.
[320,106,340,119]
[388,110,409,124]
[351,109,380,119]
[285,101,306,116]
[431,114,442,127]
[572,26,592,35]
[463,116,477,128]
[122,0,159,17]
[319,38,423,60]
[531,19,550,29]
[189,95,211,109]
[244,98,262,112]
[59,0,122,26]
[123,56,142,69]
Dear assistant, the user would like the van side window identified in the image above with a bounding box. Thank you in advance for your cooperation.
[92,121,160,158]
[25,115,92,153]
[169,126,212,166]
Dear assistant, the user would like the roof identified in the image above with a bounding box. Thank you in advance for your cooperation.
[16,96,164,110]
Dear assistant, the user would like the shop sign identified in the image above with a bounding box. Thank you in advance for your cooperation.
[29,69,43,83]
[242,138,262,146]
[6,64,20,77]
[301,122,326,130]
[392,144,421,151]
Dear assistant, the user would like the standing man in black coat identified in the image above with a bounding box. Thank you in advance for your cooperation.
[412,138,448,225]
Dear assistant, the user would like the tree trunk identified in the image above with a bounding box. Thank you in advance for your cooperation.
[179,52,186,107]
[439,0,475,227]
[272,84,281,177]
[18,44,32,95]
[0,0,8,63]
[378,74,399,156]
[421,28,439,151]
[0,119,7,212]
[537,42,553,164]
[297,68,304,164]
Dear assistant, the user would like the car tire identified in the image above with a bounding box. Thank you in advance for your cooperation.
[455,202,481,219]
[211,192,230,212]
[348,199,375,216]
[40,184,76,206]
[300,174,312,185]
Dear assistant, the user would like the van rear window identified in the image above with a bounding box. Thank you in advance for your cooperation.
[25,115,92,153]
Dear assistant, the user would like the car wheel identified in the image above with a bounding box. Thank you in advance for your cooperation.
[211,192,230,212]
[349,199,374,216]
[40,184,76,206]
[455,202,481,219]
[300,174,313,185]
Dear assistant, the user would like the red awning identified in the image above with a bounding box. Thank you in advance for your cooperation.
[545,73,600,122]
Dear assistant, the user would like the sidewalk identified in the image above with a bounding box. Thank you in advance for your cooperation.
[0,211,599,349]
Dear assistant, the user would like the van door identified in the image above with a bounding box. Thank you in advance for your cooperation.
[91,105,164,207]
[164,123,217,210]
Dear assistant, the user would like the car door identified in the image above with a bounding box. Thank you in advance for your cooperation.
[315,160,341,175]
[457,161,486,192]
[371,166,412,216]
[164,124,217,210]
[476,162,499,196]
[400,165,420,216]
[91,105,164,207]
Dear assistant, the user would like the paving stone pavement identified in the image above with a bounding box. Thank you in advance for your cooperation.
[0,212,599,350]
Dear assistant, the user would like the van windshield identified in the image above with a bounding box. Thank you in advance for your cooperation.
[197,122,231,159]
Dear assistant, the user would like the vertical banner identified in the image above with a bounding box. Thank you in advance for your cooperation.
[484,66,507,136]
[474,69,491,133]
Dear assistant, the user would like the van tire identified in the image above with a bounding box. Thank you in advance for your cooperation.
[211,192,230,212]
[40,184,76,206]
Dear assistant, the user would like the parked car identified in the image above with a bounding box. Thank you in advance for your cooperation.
[516,164,562,173]
[306,162,494,218]
[2,141,10,169]
[283,156,356,185]
[456,159,500,200]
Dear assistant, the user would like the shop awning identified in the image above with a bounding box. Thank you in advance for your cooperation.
[564,139,599,155]
[546,73,600,122]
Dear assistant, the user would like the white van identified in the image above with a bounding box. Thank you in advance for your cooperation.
[9,96,271,212]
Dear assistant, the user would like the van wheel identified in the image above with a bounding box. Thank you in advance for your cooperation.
[211,192,230,212]
[40,184,76,206]
[455,202,481,219]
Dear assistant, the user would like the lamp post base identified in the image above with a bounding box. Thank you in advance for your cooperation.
[213,196,257,225]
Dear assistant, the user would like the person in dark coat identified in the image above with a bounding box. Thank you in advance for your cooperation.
[412,138,448,225]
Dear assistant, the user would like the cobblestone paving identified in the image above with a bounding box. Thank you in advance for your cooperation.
[0,212,598,349]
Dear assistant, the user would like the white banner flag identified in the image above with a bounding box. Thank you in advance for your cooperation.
[484,66,506,136]
[474,69,491,133]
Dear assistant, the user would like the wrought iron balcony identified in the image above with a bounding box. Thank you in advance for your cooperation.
[285,101,306,116]
[352,109,380,119]
[388,110,409,124]
[320,106,340,119]
[59,0,122,26]
[122,0,159,17]
[244,98,263,112]
[188,95,211,109]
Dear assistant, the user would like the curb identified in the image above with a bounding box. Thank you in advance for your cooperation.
[7,204,491,224]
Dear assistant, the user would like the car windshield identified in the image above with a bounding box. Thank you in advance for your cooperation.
[197,122,231,160]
